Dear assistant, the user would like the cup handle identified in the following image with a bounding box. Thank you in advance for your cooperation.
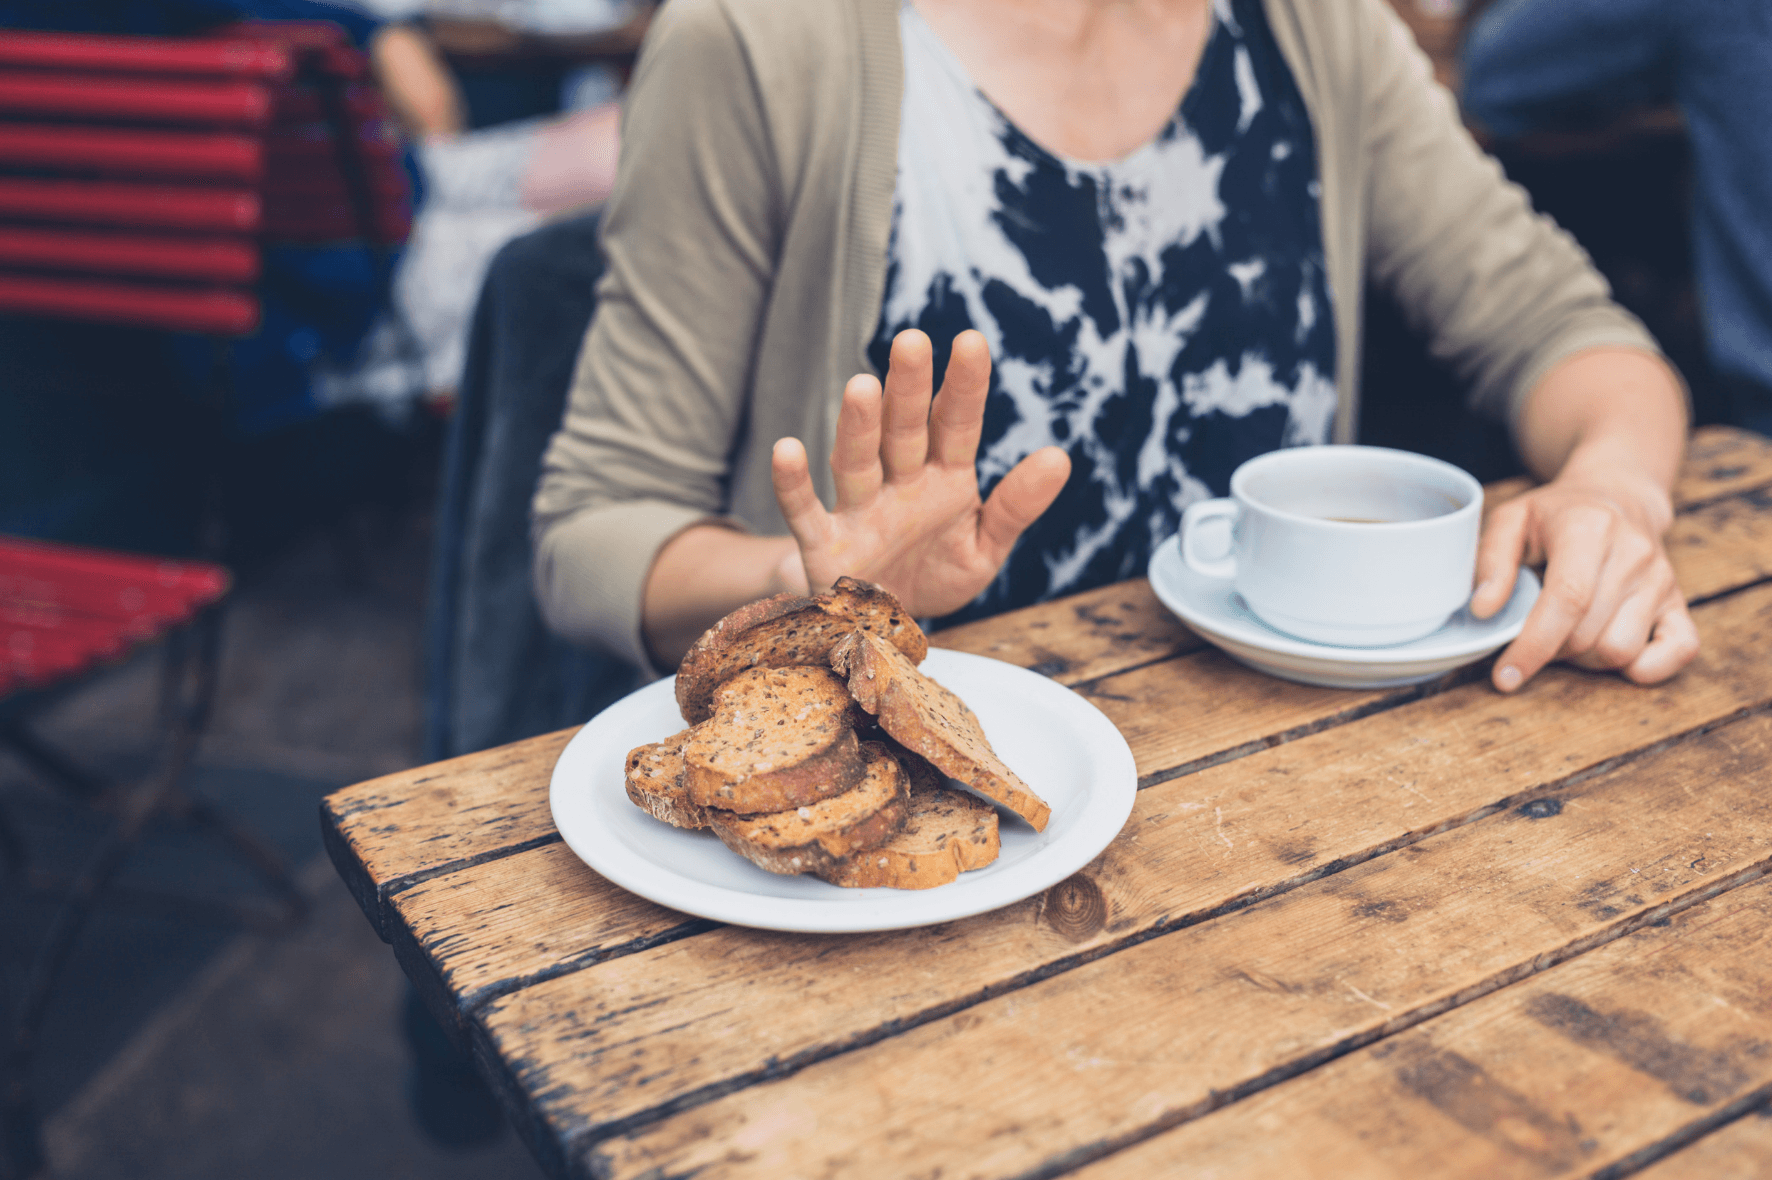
[1181,498,1240,580]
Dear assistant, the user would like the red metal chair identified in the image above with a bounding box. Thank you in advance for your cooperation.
[0,25,412,1179]
[0,23,410,332]
[0,538,273,1180]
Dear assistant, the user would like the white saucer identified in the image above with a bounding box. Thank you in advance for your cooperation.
[1147,534,1541,689]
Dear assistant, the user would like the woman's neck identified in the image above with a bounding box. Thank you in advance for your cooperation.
[911,0,1215,163]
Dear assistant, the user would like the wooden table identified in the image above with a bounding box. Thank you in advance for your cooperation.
[324,425,1772,1180]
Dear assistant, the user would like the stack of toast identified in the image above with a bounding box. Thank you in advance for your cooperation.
[623,578,1051,889]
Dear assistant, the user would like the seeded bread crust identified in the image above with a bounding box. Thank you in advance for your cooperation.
[816,778,1000,889]
[674,577,929,724]
[709,742,911,875]
[682,666,864,813]
[832,631,1052,832]
[623,728,709,830]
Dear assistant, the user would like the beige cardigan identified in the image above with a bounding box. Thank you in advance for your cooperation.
[533,0,1657,670]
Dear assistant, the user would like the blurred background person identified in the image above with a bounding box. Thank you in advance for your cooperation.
[1463,0,1772,438]
[354,0,651,124]
[329,0,646,418]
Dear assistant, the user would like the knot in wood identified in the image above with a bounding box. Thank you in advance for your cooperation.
[1043,873,1106,942]
[1516,798,1563,820]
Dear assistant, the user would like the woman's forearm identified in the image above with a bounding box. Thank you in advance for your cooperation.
[1515,346,1687,515]
[640,526,806,669]
[370,24,465,139]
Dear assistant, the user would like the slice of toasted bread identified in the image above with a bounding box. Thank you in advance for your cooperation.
[831,631,1052,832]
[816,775,1000,890]
[623,728,710,829]
[710,742,911,875]
[675,577,928,724]
[682,666,865,813]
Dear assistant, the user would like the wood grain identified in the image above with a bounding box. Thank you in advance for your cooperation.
[932,577,1202,686]
[315,426,1772,1178]
[1671,486,1772,601]
[323,429,1772,938]
[387,840,707,1025]
[474,584,1772,1162]
[1634,1107,1772,1180]
[415,576,1772,1031]
[320,728,574,937]
[586,714,1772,1180]
[1674,425,1772,507]
[1068,879,1772,1180]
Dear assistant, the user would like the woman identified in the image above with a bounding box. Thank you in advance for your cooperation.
[532,0,1696,695]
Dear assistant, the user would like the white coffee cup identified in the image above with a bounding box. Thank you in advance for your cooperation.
[1178,445,1484,647]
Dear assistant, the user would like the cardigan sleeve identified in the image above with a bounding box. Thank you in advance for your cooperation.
[1352,0,1663,427]
[531,0,782,671]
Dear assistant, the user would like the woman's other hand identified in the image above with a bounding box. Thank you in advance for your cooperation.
[771,329,1071,617]
[1471,347,1698,692]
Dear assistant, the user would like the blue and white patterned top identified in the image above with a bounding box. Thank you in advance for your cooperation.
[870,0,1338,622]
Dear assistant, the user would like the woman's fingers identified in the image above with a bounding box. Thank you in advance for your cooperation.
[1567,576,1665,671]
[1491,504,1612,691]
[771,437,831,551]
[1471,499,1529,619]
[978,446,1071,562]
[880,330,934,481]
[830,374,884,509]
[929,330,993,469]
[1563,528,1657,655]
[1624,595,1701,685]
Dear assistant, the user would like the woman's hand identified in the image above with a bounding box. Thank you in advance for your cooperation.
[771,329,1071,616]
[1471,456,1698,692]
[1473,347,1699,693]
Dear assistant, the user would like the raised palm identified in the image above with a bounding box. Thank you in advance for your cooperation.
[771,329,1071,617]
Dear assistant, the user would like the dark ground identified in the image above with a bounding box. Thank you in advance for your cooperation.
[0,313,544,1177]
[3,508,545,1180]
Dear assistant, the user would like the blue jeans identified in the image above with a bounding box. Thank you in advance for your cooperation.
[1463,0,1772,436]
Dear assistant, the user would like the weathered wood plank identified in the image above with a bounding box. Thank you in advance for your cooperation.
[471,585,1772,1165]
[388,840,707,1021]
[932,577,1203,686]
[1085,646,1409,783]
[1067,880,1772,1180]
[1634,1107,1772,1180]
[350,485,1772,991]
[1675,424,1772,507]
[583,715,1772,1180]
[414,579,1772,1037]
[1671,486,1772,601]
[324,442,1772,938]
[320,728,574,937]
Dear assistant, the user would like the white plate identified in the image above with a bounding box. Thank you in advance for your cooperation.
[548,649,1138,933]
[1148,534,1541,689]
